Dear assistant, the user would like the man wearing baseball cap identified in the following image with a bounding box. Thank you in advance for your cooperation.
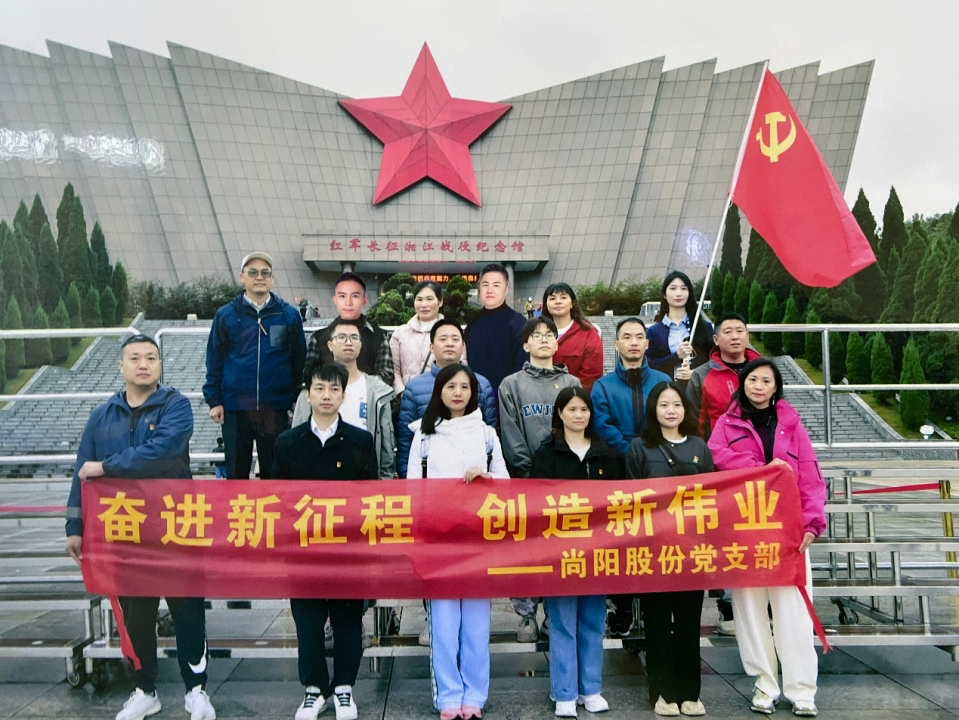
[203,252,306,479]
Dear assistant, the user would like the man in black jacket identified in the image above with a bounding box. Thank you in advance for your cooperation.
[272,362,376,720]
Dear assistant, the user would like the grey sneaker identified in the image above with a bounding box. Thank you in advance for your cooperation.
[517,614,539,642]
[791,700,817,717]
[750,689,777,714]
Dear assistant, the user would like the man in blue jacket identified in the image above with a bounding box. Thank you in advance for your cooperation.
[590,317,669,640]
[204,251,306,479]
[65,334,214,720]
[396,319,497,478]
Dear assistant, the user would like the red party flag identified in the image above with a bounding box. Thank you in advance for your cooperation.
[732,69,876,287]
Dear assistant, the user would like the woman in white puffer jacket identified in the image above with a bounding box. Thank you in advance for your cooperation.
[407,363,508,720]
[390,281,465,395]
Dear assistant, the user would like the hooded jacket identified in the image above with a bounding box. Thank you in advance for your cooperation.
[65,384,193,537]
[686,346,761,439]
[389,314,466,394]
[396,363,498,477]
[406,409,509,479]
[591,357,671,454]
[291,372,396,478]
[498,363,582,477]
[552,321,604,393]
[464,303,529,392]
[708,398,827,537]
[529,433,623,481]
[204,292,306,411]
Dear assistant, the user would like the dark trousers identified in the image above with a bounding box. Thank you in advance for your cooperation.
[641,590,704,705]
[290,598,364,695]
[223,409,289,479]
[119,596,207,693]
[607,593,635,634]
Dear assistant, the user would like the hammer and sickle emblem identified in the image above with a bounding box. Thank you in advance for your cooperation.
[756,111,796,163]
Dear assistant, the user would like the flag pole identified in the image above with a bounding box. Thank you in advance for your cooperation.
[687,60,770,349]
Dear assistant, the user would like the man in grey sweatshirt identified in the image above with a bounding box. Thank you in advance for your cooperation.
[498,316,582,641]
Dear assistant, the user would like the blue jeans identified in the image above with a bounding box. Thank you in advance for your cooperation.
[428,598,491,710]
[545,595,606,702]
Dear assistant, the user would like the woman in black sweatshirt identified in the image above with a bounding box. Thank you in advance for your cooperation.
[530,387,623,717]
[625,381,714,718]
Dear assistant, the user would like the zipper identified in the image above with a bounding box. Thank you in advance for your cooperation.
[253,307,282,411]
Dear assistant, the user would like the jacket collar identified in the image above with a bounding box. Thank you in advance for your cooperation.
[108,384,174,413]
[522,362,570,379]
[614,355,650,383]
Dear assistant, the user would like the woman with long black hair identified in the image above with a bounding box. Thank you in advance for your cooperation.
[407,363,508,720]
[646,271,713,380]
[626,380,713,717]
[540,283,604,392]
[707,358,825,717]
[530,387,622,717]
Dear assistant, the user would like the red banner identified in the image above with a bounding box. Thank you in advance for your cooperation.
[80,466,805,599]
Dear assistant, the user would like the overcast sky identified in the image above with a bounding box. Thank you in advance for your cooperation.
[2,0,956,221]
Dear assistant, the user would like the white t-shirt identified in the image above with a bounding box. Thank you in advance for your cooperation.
[341,377,369,430]
[557,322,573,338]
[571,444,589,461]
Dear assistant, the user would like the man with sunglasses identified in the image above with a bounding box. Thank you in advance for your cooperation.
[204,252,306,479]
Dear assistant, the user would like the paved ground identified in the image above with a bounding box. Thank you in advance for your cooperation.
[2,632,959,719]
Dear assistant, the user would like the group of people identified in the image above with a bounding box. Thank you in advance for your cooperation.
[64,254,826,720]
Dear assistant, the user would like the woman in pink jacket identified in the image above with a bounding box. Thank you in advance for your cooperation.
[707,358,825,718]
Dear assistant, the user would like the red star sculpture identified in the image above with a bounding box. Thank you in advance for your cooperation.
[339,44,511,206]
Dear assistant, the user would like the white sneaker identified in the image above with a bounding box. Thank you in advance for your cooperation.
[717,619,737,636]
[680,699,706,716]
[555,700,577,716]
[185,685,216,720]
[418,626,430,646]
[295,687,327,720]
[116,688,161,720]
[577,694,609,713]
[791,700,818,717]
[653,697,680,716]
[333,684,358,720]
[750,689,777,714]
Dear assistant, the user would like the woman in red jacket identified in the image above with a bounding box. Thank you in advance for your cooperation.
[707,358,825,718]
[541,283,604,392]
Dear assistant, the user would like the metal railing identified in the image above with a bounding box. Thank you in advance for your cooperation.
[1,321,958,452]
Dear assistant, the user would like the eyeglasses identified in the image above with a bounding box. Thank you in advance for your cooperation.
[331,334,361,344]
[529,332,556,341]
[244,269,273,278]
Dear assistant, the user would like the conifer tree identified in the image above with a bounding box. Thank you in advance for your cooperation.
[852,189,879,249]
[734,276,749,319]
[14,226,38,313]
[64,282,82,345]
[35,222,64,314]
[719,204,743,278]
[781,293,804,357]
[111,262,129,324]
[89,222,111,291]
[870,332,896,404]
[3,296,25,379]
[722,271,736,319]
[25,305,52,367]
[879,186,909,272]
[27,193,49,257]
[13,200,29,235]
[0,221,25,311]
[898,338,929,430]
[948,200,959,242]
[761,291,783,355]
[743,229,767,286]
[82,286,102,328]
[99,287,117,329]
[829,332,846,382]
[49,299,70,364]
[845,332,869,386]
[913,237,946,322]
[0,339,5,391]
[55,183,75,256]
[708,267,724,318]
[61,198,92,292]
[880,229,924,323]
[748,280,764,325]
[804,309,823,369]
[933,251,959,323]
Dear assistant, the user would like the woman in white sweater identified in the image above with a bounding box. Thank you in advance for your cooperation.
[407,363,508,720]
[390,281,463,395]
